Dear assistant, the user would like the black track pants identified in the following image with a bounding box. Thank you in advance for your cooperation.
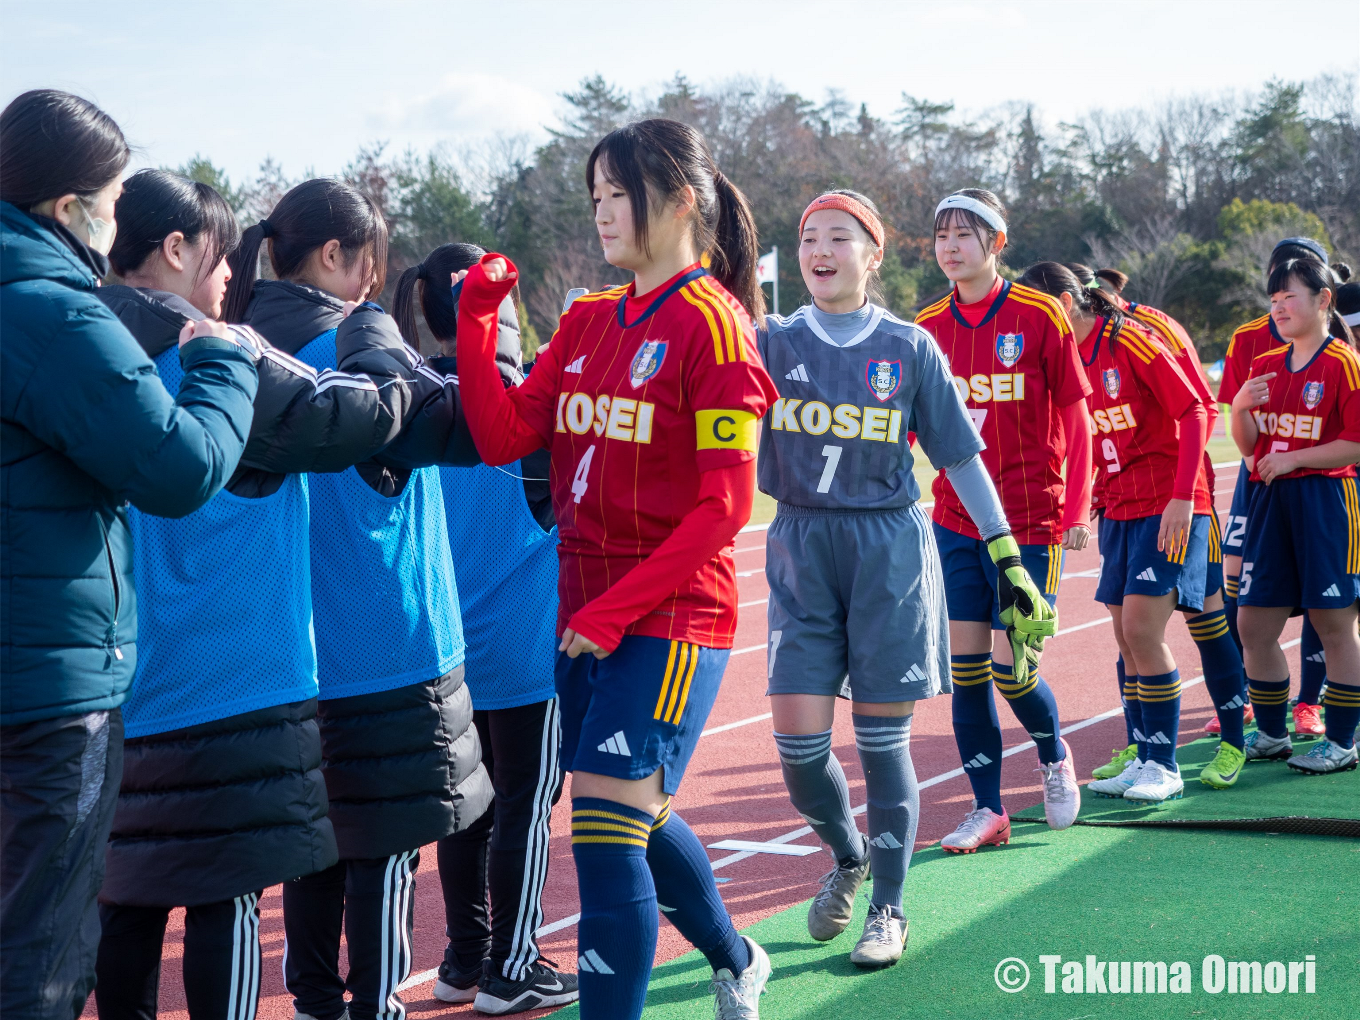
[437,699,563,982]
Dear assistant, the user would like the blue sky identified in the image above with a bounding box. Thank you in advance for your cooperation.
[3,0,1357,184]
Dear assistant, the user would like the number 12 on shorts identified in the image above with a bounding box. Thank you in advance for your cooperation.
[817,445,842,493]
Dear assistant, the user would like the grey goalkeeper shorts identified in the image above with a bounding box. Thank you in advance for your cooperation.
[764,502,951,704]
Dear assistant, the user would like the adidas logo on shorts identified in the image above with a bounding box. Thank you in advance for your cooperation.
[900,663,927,685]
[1322,583,1341,597]
[964,752,993,770]
[565,355,586,374]
[785,363,809,382]
[1136,567,1158,582]
[578,949,615,974]
[870,832,903,849]
[597,731,632,756]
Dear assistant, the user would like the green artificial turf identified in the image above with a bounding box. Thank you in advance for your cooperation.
[552,825,1359,1020]
[1012,734,1360,835]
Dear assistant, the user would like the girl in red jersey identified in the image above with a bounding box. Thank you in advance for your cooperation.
[1229,258,1360,775]
[1018,262,1229,800]
[452,120,779,1020]
[915,190,1092,852]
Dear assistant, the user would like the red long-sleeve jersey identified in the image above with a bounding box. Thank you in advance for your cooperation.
[1247,339,1360,481]
[456,260,777,650]
[916,279,1092,544]
[1219,312,1285,405]
[1081,316,1210,519]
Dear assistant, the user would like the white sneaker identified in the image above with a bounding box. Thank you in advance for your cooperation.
[850,905,906,968]
[1286,738,1359,775]
[711,936,771,1019]
[939,801,1010,853]
[1037,738,1080,830]
[1244,729,1293,761]
[1122,760,1185,803]
[1087,756,1143,798]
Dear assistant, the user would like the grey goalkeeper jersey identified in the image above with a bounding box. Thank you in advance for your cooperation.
[757,303,984,510]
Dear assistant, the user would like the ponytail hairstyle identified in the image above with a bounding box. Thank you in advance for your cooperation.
[1017,261,1126,336]
[1266,256,1355,348]
[933,187,1008,264]
[1095,268,1128,294]
[585,118,764,318]
[1331,262,1352,284]
[392,242,487,347]
[0,89,129,209]
[222,178,388,323]
[108,169,240,280]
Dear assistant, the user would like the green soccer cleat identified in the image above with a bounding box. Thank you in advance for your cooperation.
[1092,744,1138,780]
[1200,742,1247,789]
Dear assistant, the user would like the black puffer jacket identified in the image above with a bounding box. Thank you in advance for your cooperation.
[245,281,495,857]
[102,700,332,907]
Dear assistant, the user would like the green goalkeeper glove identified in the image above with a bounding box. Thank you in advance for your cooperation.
[987,534,1058,640]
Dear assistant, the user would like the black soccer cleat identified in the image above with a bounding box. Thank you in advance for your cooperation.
[473,959,580,1015]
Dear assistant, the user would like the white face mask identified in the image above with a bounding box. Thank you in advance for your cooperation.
[75,198,117,255]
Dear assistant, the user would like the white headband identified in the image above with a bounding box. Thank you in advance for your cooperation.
[935,193,1007,234]
[1344,310,1360,327]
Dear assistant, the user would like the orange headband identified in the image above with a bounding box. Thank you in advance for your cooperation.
[799,194,884,248]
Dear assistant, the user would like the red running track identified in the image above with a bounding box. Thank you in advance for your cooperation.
[84,472,1303,1018]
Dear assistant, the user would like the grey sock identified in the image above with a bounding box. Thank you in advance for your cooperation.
[773,730,864,863]
[852,713,919,911]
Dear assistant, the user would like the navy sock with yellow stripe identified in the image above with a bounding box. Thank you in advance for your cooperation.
[950,654,1003,814]
[1247,676,1291,739]
[1222,574,1243,653]
[647,802,749,976]
[571,798,656,1019]
[1186,609,1246,750]
[992,661,1064,765]
[1137,670,1182,768]
[1321,682,1360,749]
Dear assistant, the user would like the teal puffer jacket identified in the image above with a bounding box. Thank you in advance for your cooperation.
[0,202,258,725]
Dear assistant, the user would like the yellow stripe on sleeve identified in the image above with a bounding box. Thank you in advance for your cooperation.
[696,279,743,363]
[679,286,729,365]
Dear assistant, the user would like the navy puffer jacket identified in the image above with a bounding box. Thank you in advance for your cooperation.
[0,202,258,725]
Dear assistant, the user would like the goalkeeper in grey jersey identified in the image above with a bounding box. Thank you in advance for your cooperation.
[758,191,1055,969]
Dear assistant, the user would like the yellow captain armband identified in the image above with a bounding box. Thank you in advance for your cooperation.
[695,409,759,452]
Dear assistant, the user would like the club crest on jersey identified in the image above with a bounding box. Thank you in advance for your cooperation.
[866,359,902,402]
[1302,381,1324,409]
[996,332,1024,368]
[1103,367,1122,398]
[629,340,667,388]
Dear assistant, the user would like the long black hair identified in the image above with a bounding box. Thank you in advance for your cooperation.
[586,118,764,318]
[1017,261,1126,337]
[222,178,388,323]
[1266,257,1355,348]
[392,242,486,346]
[0,89,129,208]
[108,169,240,280]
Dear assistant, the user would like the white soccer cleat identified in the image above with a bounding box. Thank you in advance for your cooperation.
[1286,738,1359,775]
[1037,738,1080,829]
[850,905,906,968]
[1122,760,1185,803]
[940,801,1010,853]
[711,936,771,1020]
[1244,729,1293,761]
[1087,756,1144,798]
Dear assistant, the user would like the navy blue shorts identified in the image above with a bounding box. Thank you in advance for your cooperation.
[1221,460,1258,561]
[934,523,1062,630]
[1238,474,1360,610]
[1096,513,1211,613]
[556,635,728,795]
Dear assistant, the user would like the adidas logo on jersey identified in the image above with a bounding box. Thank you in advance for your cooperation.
[597,731,632,756]
[578,949,615,975]
[1322,583,1341,597]
[1136,567,1158,582]
[785,363,810,382]
[1306,651,1327,664]
[870,832,903,850]
[1146,731,1172,745]
[564,355,586,374]
[900,663,927,685]
[964,752,993,770]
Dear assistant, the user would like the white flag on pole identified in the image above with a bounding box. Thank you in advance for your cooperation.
[756,248,777,284]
